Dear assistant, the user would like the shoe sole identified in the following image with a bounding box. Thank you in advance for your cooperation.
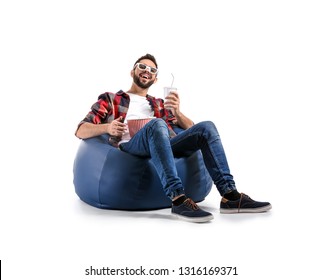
[220,204,272,214]
[172,213,214,223]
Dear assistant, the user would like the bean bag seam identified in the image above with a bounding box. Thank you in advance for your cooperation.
[98,147,112,206]
[136,163,152,197]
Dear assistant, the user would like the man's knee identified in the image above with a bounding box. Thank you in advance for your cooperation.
[146,118,169,135]
[197,121,218,132]
[193,121,220,141]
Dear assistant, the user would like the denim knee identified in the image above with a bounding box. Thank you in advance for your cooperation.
[146,118,169,137]
[195,121,219,139]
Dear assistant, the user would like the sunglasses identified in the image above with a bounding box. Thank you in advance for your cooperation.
[135,63,158,74]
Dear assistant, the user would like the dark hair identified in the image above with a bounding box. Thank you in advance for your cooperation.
[133,53,158,69]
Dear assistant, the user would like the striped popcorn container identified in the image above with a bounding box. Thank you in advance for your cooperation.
[127,118,154,138]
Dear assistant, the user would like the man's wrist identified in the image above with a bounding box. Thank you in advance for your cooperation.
[105,123,111,134]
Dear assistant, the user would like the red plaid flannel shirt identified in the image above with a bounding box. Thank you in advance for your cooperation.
[77,90,178,144]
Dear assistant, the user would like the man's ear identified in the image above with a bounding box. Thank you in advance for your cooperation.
[130,70,134,77]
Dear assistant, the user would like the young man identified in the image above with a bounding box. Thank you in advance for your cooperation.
[75,54,272,223]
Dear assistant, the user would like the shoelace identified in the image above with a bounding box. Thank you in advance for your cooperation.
[237,193,254,212]
[184,198,199,210]
[241,193,253,201]
[237,193,244,212]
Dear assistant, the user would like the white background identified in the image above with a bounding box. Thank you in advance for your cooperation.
[0,0,320,279]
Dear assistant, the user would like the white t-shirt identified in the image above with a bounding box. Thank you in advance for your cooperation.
[124,93,154,121]
[120,93,154,143]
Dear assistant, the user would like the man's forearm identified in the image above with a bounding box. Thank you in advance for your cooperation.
[175,112,194,129]
[75,122,109,139]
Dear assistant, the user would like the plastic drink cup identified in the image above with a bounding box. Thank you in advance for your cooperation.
[164,87,177,98]
[163,87,177,110]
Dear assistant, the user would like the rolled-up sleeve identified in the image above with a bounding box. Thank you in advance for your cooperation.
[75,94,111,134]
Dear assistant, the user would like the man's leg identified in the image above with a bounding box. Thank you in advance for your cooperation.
[119,118,213,222]
[120,118,184,199]
[171,121,271,213]
[171,121,236,196]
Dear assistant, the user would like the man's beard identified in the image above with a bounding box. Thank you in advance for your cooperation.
[133,73,154,89]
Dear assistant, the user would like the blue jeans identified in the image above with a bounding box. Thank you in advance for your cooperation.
[119,119,236,199]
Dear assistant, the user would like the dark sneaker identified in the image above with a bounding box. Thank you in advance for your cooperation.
[220,193,272,214]
[172,198,214,223]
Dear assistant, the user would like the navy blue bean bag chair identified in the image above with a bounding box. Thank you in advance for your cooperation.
[73,134,213,210]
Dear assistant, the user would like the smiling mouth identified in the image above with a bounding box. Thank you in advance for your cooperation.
[139,72,151,80]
